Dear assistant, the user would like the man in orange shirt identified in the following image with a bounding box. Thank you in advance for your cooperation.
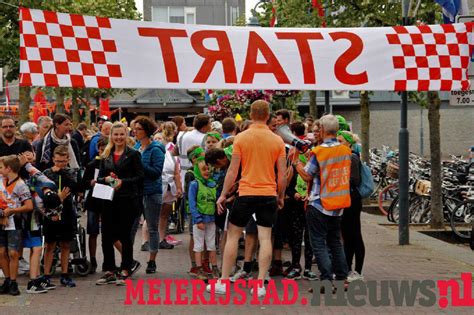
[206,100,287,297]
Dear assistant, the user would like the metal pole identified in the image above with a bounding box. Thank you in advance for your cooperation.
[420,106,424,156]
[399,0,410,245]
[324,91,331,113]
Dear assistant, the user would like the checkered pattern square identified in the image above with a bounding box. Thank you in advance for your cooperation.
[19,8,122,88]
[386,23,474,91]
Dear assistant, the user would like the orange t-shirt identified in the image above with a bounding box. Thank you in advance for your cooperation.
[233,123,286,196]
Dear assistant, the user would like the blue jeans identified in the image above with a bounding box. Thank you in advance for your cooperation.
[143,193,162,254]
[306,206,348,281]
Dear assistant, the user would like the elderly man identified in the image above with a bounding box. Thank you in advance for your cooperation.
[291,114,351,293]
[207,100,286,297]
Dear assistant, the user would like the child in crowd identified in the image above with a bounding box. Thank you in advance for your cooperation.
[185,145,206,275]
[188,157,219,280]
[21,158,65,294]
[205,132,221,151]
[42,146,79,288]
[82,137,108,274]
[0,155,34,296]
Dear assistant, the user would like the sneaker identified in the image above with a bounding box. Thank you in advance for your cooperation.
[116,272,129,286]
[38,276,56,290]
[286,269,302,280]
[206,280,227,295]
[0,278,11,294]
[166,235,183,246]
[196,268,208,281]
[202,261,212,275]
[140,241,149,252]
[0,269,4,279]
[230,269,250,283]
[303,269,318,281]
[60,276,76,288]
[9,281,20,296]
[159,240,174,249]
[146,261,156,274]
[211,267,221,279]
[250,286,266,298]
[130,260,141,276]
[282,260,291,268]
[96,272,117,285]
[19,257,30,272]
[282,266,293,277]
[268,264,283,277]
[188,266,200,276]
[168,222,176,230]
[347,271,364,282]
[26,279,47,294]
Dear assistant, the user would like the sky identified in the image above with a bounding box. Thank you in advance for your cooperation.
[134,0,260,21]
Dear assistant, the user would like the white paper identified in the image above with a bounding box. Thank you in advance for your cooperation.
[92,183,115,201]
[4,216,15,231]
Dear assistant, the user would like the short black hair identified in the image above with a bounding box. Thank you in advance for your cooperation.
[134,115,157,138]
[275,109,290,121]
[205,148,227,166]
[193,114,210,131]
[290,121,306,137]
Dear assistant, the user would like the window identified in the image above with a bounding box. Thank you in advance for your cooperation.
[230,6,239,26]
[151,6,195,24]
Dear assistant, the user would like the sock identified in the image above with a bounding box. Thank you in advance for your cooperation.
[44,275,51,280]
[91,257,97,265]
[212,265,218,270]
[243,261,253,273]
[61,273,69,279]
[273,260,282,267]
[191,261,197,268]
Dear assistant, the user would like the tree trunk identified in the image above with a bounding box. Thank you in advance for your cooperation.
[309,90,317,118]
[360,91,370,164]
[428,91,443,229]
[19,86,31,124]
[71,89,80,127]
[55,87,65,114]
[84,89,91,127]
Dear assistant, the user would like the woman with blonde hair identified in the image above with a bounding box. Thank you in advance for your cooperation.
[96,122,144,285]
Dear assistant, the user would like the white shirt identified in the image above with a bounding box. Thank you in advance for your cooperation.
[177,129,206,170]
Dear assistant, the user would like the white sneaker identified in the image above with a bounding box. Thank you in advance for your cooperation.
[206,280,227,295]
[0,269,4,279]
[347,271,364,282]
[168,222,176,230]
[19,257,30,272]
[250,286,266,298]
[230,269,250,283]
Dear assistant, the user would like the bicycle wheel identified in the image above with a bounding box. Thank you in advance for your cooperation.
[450,201,473,240]
[378,183,398,216]
[388,195,399,222]
[409,195,431,224]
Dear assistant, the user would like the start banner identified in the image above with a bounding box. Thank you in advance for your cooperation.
[19,8,474,91]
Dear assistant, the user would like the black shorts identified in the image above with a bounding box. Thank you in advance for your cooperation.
[229,196,277,228]
[43,218,75,243]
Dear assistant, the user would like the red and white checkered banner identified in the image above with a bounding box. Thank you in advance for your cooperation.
[19,8,474,91]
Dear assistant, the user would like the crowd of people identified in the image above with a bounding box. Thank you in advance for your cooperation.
[0,100,367,298]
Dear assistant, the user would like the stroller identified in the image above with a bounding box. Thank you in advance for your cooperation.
[41,202,91,276]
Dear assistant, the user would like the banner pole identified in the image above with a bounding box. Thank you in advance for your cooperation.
[399,0,410,246]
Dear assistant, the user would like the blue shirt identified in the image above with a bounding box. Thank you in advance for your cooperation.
[188,180,216,224]
[304,138,343,217]
[89,132,101,160]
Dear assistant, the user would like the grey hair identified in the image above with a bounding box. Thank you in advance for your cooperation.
[20,122,38,135]
[37,116,52,125]
[319,114,339,135]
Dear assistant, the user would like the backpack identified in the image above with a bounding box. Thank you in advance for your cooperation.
[358,162,375,198]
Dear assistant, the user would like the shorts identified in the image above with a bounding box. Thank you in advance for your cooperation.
[192,222,216,252]
[22,231,42,248]
[43,218,75,243]
[87,210,101,235]
[245,216,258,234]
[229,196,277,228]
[0,230,22,251]
[163,190,177,205]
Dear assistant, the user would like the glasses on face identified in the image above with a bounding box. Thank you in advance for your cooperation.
[2,125,15,129]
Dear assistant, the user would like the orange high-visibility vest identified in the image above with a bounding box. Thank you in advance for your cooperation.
[312,143,352,211]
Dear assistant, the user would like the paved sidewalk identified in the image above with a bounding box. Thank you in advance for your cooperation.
[1,212,473,315]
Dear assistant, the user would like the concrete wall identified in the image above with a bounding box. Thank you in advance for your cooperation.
[337,103,474,157]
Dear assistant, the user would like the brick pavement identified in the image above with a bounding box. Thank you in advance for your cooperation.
[0,212,473,315]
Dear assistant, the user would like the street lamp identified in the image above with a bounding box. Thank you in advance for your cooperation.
[247,0,270,27]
